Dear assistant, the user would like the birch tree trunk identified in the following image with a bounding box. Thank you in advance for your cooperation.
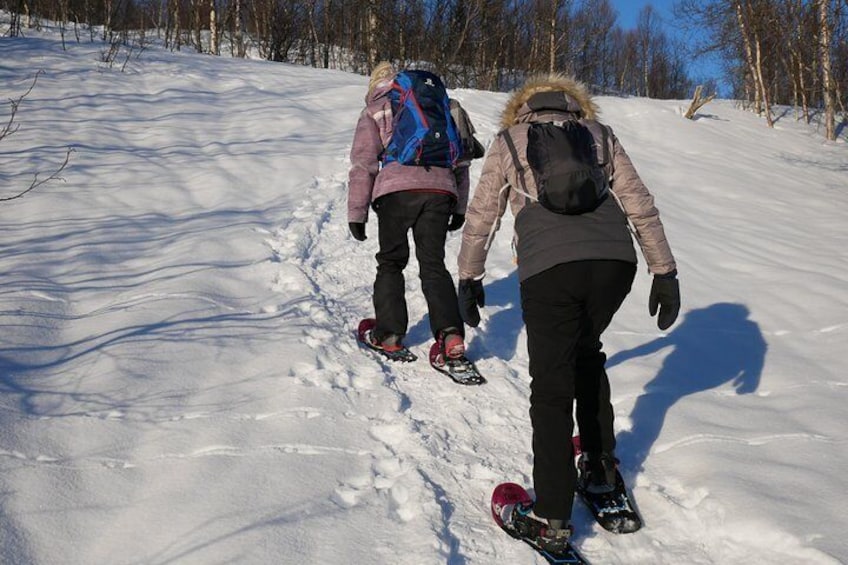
[192,0,202,53]
[9,0,20,37]
[548,0,558,73]
[59,0,69,49]
[210,0,218,55]
[235,0,244,58]
[367,0,378,72]
[818,0,837,140]
[172,0,182,51]
[753,30,774,127]
[735,1,770,123]
[637,6,659,99]
[796,53,811,122]
[103,0,112,41]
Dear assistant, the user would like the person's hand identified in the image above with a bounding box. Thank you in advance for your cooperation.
[649,270,680,330]
[447,213,465,231]
[349,222,366,241]
[458,278,485,327]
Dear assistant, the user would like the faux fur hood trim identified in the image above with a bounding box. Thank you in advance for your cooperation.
[500,74,598,128]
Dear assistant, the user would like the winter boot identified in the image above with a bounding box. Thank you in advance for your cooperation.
[511,503,573,554]
[577,451,619,494]
[430,327,465,367]
[368,331,404,353]
[575,450,642,533]
[357,318,417,362]
[441,327,466,358]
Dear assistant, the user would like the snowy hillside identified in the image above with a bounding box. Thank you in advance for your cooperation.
[1,25,847,565]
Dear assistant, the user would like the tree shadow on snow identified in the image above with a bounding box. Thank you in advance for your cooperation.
[0,204,297,418]
[691,113,729,122]
[610,302,766,474]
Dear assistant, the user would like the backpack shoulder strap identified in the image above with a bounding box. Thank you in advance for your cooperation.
[500,129,533,206]
[579,119,613,167]
[598,123,611,166]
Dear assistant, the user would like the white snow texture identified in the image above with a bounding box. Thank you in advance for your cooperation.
[1,22,846,565]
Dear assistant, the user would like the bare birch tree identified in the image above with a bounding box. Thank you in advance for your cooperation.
[637,5,661,98]
[35,0,848,107]
[818,0,837,139]
[209,0,219,55]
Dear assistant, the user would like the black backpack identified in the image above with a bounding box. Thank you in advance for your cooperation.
[449,99,485,162]
[503,120,610,215]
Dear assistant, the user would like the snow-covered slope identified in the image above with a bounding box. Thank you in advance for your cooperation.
[1,24,846,564]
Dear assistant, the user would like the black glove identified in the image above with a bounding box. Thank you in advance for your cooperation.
[458,278,485,327]
[447,213,465,232]
[649,270,680,330]
[348,222,366,241]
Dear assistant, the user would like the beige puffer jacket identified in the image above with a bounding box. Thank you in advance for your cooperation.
[457,74,677,280]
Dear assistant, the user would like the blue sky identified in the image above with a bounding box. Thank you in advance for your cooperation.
[610,0,726,93]
[611,0,677,29]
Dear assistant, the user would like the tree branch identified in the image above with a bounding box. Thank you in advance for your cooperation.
[1,70,43,142]
[0,148,74,202]
[2,70,74,202]
[685,84,717,119]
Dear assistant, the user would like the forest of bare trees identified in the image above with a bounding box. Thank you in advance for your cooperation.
[676,0,846,138]
[3,0,846,138]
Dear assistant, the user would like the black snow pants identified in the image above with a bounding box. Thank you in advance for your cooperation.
[372,191,463,342]
[520,259,636,521]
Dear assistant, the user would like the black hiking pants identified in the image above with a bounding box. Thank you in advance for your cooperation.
[373,191,462,342]
[520,260,636,521]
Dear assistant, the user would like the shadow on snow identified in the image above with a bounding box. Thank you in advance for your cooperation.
[610,302,766,472]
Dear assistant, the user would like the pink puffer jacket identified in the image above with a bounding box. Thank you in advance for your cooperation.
[347,78,470,223]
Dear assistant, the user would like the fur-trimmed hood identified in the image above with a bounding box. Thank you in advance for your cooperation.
[500,74,598,129]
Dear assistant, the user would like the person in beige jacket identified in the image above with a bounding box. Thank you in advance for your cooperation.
[456,74,680,549]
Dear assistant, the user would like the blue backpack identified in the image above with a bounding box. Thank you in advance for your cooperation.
[384,70,462,168]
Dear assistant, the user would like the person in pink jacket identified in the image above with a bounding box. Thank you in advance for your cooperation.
[348,62,471,359]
